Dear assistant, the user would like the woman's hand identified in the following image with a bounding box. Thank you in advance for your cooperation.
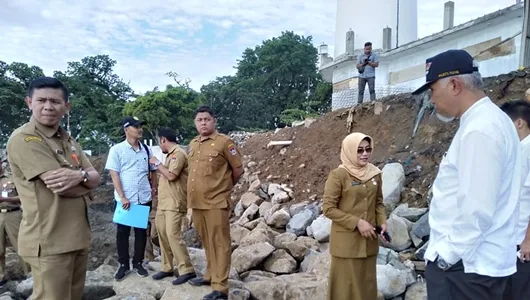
[357,219,377,239]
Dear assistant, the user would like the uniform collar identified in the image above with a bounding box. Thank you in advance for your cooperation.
[30,117,68,139]
[194,131,219,142]
[167,144,180,155]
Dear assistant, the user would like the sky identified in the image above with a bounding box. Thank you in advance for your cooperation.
[0,0,516,94]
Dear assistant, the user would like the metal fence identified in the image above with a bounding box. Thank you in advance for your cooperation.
[332,86,415,110]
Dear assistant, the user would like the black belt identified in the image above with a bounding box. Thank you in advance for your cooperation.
[0,207,20,213]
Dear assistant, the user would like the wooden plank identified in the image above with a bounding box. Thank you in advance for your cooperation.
[267,141,293,148]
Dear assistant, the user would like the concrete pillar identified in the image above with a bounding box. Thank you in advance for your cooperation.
[346,29,355,53]
[383,27,392,51]
[444,1,455,30]
[520,0,530,67]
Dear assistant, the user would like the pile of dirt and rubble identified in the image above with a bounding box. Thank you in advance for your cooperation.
[47,69,526,300]
[237,70,530,208]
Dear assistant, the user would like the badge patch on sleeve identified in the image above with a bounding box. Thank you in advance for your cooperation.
[228,144,237,156]
[24,136,42,143]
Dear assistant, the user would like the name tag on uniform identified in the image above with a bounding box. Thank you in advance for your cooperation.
[351,181,361,186]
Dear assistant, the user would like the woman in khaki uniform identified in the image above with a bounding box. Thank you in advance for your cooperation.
[323,132,388,300]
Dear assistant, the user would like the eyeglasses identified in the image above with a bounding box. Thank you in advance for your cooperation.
[357,147,373,154]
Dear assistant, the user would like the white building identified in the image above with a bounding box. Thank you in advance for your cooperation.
[320,1,524,111]
[334,0,418,57]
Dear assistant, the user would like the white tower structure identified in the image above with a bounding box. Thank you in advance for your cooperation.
[334,0,418,57]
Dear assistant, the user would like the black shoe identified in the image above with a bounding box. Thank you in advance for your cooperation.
[189,277,211,286]
[114,264,130,281]
[152,271,174,280]
[172,272,197,285]
[203,291,228,300]
[132,262,148,277]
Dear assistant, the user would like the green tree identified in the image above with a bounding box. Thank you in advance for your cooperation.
[201,31,331,131]
[123,85,203,144]
[54,55,134,155]
[0,61,45,146]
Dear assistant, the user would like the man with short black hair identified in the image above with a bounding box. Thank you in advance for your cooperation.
[149,127,196,285]
[105,117,158,281]
[500,99,530,300]
[7,77,101,300]
[412,50,522,300]
[356,42,379,103]
[187,105,244,300]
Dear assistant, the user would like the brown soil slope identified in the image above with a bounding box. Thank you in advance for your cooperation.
[239,71,529,208]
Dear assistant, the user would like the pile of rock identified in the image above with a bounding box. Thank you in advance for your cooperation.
[228,131,257,146]
[227,173,430,300]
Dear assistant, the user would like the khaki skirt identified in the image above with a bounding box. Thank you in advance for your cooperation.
[327,254,378,300]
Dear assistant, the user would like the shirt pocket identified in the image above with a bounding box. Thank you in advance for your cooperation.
[53,150,75,169]
[340,185,364,214]
[206,152,225,175]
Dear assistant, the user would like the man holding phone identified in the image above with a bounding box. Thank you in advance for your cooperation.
[105,117,158,281]
[356,41,379,104]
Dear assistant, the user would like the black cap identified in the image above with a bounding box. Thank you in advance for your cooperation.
[412,49,478,95]
[122,116,145,128]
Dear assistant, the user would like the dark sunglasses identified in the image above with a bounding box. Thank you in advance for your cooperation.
[357,147,373,154]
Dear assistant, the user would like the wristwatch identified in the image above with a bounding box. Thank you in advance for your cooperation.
[80,169,89,183]
[436,257,453,271]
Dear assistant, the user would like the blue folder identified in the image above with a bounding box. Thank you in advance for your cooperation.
[113,204,150,229]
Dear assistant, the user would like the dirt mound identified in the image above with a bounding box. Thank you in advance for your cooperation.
[90,154,107,174]
[238,70,529,208]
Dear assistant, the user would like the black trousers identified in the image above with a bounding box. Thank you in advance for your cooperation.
[115,201,152,265]
[426,259,509,300]
[503,258,530,300]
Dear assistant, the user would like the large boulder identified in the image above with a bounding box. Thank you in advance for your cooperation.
[382,163,406,211]
[245,273,327,300]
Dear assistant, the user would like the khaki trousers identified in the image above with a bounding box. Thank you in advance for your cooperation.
[0,210,29,280]
[145,197,158,261]
[192,209,230,294]
[156,209,194,275]
[24,248,88,300]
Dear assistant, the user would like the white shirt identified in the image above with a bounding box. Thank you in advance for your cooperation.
[516,135,530,245]
[105,140,157,205]
[424,97,522,277]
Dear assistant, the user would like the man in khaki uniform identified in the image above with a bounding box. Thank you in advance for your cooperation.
[149,128,196,285]
[7,77,101,300]
[187,106,244,300]
[145,195,158,262]
[0,156,29,286]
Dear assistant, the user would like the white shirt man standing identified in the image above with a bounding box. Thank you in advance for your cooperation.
[105,117,158,281]
[500,99,530,300]
[411,49,521,300]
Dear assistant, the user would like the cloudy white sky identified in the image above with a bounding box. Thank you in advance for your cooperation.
[0,0,516,93]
